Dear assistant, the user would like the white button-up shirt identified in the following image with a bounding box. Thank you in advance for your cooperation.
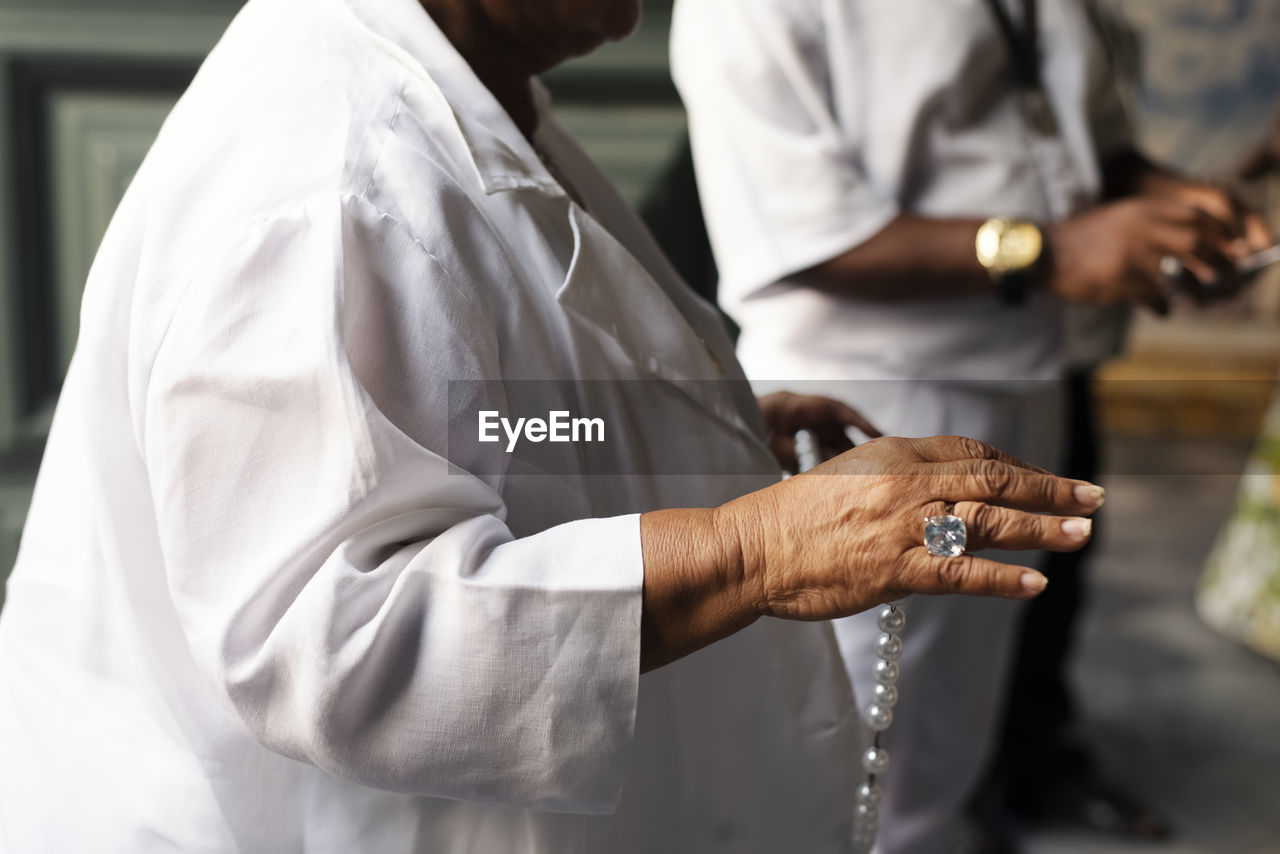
[672,0,1131,383]
[0,0,861,850]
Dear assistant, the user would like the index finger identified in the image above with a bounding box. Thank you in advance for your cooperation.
[931,457,1106,515]
[906,435,1051,474]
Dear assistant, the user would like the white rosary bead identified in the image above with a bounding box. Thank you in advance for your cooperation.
[862,746,890,775]
[874,632,902,661]
[876,604,906,633]
[873,659,899,685]
[856,603,905,852]
[864,703,893,731]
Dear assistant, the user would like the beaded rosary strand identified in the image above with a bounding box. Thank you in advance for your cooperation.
[794,431,905,853]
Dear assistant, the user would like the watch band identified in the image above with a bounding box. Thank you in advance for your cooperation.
[996,268,1032,305]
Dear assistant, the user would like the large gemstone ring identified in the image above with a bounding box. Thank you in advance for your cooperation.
[924,512,967,557]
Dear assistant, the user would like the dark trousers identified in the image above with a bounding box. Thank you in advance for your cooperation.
[991,369,1100,809]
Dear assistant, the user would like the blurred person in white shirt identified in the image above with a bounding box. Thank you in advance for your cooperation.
[672,1,1269,851]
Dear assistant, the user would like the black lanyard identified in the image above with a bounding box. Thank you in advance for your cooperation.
[981,0,1043,91]
[981,0,1059,135]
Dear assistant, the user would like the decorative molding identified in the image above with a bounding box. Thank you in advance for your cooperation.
[0,477,35,606]
[0,7,236,450]
[50,92,177,371]
[544,12,676,104]
[0,8,233,57]
[553,103,686,208]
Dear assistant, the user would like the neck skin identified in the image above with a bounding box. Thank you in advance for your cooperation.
[417,0,540,138]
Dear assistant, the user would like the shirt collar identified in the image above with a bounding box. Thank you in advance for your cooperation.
[337,0,566,197]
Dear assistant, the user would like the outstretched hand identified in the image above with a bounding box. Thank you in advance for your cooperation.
[640,435,1102,671]
[719,435,1101,624]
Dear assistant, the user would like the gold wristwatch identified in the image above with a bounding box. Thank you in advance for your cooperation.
[975,217,1045,305]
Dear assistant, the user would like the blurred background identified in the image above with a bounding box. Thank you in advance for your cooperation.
[0,1,1277,851]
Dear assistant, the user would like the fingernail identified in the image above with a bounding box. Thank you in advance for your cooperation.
[1074,484,1106,509]
[1061,517,1092,539]
[1020,572,1048,594]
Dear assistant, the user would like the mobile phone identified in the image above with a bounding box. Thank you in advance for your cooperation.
[1236,244,1280,276]
[1166,244,1280,304]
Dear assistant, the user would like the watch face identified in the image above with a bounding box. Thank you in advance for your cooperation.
[976,219,1042,272]
[1002,222,1043,269]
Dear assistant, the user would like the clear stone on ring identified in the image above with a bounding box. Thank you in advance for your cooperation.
[855,782,882,807]
[924,514,967,557]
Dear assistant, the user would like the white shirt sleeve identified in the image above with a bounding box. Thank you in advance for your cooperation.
[671,0,900,303]
[140,193,642,813]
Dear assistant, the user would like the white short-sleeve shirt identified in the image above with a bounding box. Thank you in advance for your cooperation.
[672,0,1131,383]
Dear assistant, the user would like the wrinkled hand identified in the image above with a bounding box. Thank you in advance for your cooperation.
[716,435,1102,621]
[1048,197,1242,314]
[757,391,881,474]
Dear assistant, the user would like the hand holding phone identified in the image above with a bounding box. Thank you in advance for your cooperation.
[1167,243,1280,304]
[1236,244,1280,277]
